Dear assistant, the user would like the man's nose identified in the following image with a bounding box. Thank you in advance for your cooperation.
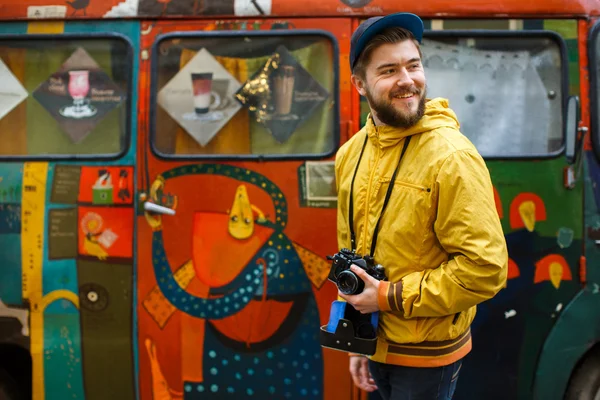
[396,68,413,86]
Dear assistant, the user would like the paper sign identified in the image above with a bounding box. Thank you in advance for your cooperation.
[48,208,78,259]
[0,58,28,122]
[33,47,126,144]
[236,45,330,143]
[158,48,242,147]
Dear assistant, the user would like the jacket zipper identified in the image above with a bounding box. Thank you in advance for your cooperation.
[363,137,381,256]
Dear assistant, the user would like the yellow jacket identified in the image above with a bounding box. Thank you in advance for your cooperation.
[335,98,508,367]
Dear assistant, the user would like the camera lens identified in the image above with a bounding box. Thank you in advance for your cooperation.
[337,271,364,295]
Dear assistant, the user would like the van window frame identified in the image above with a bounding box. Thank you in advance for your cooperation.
[588,21,600,162]
[423,29,569,160]
[0,32,134,161]
[149,30,341,161]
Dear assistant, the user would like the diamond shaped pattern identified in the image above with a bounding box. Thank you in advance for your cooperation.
[32,47,126,144]
[235,45,330,143]
[0,58,28,122]
[157,48,243,147]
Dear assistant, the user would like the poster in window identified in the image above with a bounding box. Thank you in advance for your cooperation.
[157,48,243,147]
[0,58,28,122]
[235,45,330,144]
[32,47,126,144]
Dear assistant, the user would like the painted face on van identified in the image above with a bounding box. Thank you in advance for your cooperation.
[356,40,427,128]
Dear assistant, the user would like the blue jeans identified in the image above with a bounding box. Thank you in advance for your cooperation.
[368,359,462,400]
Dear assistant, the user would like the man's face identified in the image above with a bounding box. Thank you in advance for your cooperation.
[353,40,427,128]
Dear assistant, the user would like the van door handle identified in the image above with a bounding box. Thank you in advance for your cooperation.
[144,201,176,216]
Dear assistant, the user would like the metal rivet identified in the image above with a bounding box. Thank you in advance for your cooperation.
[548,90,557,99]
[347,342,351,346]
[342,323,348,328]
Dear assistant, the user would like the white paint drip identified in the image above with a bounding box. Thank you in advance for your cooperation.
[504,309,517,319]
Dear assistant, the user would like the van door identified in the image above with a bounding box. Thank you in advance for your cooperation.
[136,18,351,400]
[0,20,139,400]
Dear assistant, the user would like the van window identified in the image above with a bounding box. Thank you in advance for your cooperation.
[151,32,338,159]
[421,34,565,157]
[0,35,131,158]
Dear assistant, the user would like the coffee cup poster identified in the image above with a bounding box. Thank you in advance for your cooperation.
[32,47,127,144]
[157,48,243,147]
[236,45,330,143]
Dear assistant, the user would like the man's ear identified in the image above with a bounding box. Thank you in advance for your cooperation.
[351,74,367,97]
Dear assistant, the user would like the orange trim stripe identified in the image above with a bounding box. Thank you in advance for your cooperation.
[393,282,402,312]
[377,281,392,311]
[388,283,398,311]
[385,338,472,368]
[389,330,471,357]
[389,328,471,352]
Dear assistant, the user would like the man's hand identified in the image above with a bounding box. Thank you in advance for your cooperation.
[349,355,378,392]
[338,265,381,313]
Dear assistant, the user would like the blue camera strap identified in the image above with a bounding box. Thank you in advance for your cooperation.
[348,133,412,256]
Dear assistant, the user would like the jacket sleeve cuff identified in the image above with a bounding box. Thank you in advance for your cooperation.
[377,280,403,312]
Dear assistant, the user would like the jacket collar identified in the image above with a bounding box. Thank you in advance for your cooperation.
[365,98,459,149]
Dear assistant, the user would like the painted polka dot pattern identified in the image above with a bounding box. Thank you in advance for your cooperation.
[185,296,323,399]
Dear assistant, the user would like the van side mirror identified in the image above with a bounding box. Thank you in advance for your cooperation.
[565,95,581,164]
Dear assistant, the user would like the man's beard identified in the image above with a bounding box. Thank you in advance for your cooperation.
[366,86,426,128]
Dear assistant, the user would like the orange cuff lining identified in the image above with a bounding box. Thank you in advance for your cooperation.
[377,281,392,311]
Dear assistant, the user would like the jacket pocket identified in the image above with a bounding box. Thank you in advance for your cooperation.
[394,180,431,193]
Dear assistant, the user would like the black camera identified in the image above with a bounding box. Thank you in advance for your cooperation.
[320,249,386,355]
[327,248,386,295]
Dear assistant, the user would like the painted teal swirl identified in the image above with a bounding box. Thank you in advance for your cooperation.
[152,163,291,318]
[153,230,272,319]
[161,164,287,228]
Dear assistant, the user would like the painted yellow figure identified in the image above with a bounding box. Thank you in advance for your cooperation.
[81,212,108,260]
[227,185,267,240]
[549,262,564,289]
[83,233,108,260]
[518,200,537,232]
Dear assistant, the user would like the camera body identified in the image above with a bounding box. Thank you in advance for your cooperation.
[327,248,386,295]
[320,249,387,355]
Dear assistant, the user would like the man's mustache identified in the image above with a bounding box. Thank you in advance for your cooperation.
[388,87,421,99]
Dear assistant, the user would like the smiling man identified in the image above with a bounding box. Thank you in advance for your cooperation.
[334,13,508,400]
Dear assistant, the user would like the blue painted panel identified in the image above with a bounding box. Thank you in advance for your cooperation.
[0,163,23,204]
[0,204,20,234]
[0,233,22,306]
[44,302,85,400]
[0,23,27,34]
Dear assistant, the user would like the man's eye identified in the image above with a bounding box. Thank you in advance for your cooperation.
[384,69,395,74]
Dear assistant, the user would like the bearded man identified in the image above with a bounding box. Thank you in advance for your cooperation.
[334,13,508,400]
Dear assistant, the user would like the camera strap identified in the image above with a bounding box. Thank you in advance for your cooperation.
[349,133,412,256]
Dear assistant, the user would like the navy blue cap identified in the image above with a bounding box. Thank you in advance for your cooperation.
[350,13,424,71]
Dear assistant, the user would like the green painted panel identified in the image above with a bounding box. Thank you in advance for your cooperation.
[544,20,578,39]
[488,158,583,239]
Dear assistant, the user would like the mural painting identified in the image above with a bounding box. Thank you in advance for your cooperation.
[139,164,332,399]
[0,162,136,400]
[457,180,581,399]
